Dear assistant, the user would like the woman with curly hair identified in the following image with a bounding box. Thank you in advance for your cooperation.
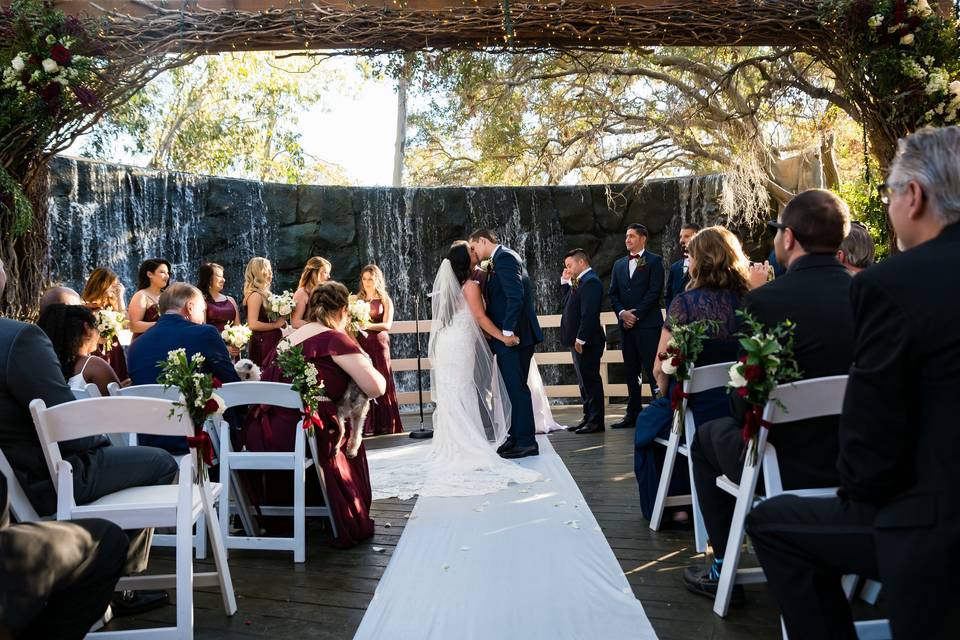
[37,304,124,396]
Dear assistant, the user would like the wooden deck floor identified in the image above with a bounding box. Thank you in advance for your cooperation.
[106,405,785,639]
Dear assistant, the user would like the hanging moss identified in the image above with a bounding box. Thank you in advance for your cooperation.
[0,165,33,236]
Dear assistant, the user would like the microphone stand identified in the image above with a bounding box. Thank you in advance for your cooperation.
[409,291,433,439]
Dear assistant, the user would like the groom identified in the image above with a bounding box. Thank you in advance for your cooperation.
[468,229,544,459]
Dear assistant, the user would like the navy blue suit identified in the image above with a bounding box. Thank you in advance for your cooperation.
[127,314,240,453]
[608,251,665,419]
[560,269,606,426]
[485,246,543,448]
[664,259,689,312]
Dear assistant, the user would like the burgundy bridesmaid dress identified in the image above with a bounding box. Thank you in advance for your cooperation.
[358,300,404,436]
[205,297,237,334]
[248,300,282,369]
[243,331,375,548]
[130,302,159,341]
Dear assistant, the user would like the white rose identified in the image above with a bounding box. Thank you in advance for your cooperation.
[11,56,24,72]
[728,363,748,388]
[951,80,960,96]
[915,0,933,16]
[900,33,915,45]
[867,14,883,28]
[277,339,291,353]
[211,393,226,414]
[41,59,59,74]
[45,34,57,45]
[661,359,678,376]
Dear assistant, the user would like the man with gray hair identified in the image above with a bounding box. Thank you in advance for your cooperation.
[836,221,875,274]
[746,126,960,639]
[127,282,239,453]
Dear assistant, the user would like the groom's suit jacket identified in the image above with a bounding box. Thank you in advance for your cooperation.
[485,246,543,348]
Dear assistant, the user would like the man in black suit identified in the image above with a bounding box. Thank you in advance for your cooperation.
[682,189,854,602]
[747,127,960,639]
[608,223,665,428]
[664,222,701,310]
[0,259,175,616]
[560,249,606,434]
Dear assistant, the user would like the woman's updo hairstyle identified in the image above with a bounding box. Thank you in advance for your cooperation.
[307,281,350,328]
[447,240,473,286]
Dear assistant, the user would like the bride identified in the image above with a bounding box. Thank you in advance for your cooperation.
[367,242,543,500]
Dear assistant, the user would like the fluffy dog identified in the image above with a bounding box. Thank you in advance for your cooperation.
[234,358,261,381]
[336,382,372,458]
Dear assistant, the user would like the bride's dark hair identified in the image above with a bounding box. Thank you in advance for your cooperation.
[447,241,473,285]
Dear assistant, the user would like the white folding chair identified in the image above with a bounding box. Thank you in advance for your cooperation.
[107,382,209,560]
[30,396,236,639]
[71,382,102,400]
[649,361,734,553]
[713,375,849,617]
[216,381,338,563]
[0,447,43,523]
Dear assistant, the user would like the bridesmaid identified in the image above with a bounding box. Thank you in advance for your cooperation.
[81,267,130,382]
[243,257,286,368]
[128,258,170,340]
[198,262,241,356]
[291,256,331,329]
[244,281,385,548]
[355,265,404,436]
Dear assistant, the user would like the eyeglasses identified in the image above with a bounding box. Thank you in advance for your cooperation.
[766,220,805,243]
[878,180,907,205]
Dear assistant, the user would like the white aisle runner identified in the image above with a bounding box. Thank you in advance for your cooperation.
[355,435,658,640]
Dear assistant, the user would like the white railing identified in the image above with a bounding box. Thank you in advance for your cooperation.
[389,312,655,405]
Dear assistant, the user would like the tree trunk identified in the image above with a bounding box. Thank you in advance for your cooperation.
[392,59,410,188]
[1,158,50,318]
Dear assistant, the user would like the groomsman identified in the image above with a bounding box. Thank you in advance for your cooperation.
[608,223,665,428]
[560,249,606,434]
[664,223,701,310]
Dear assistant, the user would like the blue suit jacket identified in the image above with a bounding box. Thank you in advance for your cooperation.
[560,270,605,348]
[127,314,240,452]
[484,246,543,347]
[608,251,665,330]
[664,259,689,312]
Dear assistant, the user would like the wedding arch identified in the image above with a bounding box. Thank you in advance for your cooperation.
[1,0,958,312]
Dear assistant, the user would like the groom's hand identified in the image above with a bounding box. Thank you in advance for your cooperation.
[504,335,520,347]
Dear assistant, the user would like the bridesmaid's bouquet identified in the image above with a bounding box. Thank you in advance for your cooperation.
[658,319,718,434]
[347,295,372,338]
[95,309,126,354]
[221,322,253,349]
[158,349,226,481]
[726,312,802,465]
[265,290,295,321]
[275,339,327,436]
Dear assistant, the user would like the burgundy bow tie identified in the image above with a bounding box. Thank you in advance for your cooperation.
[630,254,642,260]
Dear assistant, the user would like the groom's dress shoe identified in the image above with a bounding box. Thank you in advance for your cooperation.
[496,438,517,454]
[499,444,539,459]
[568,418,589,432]
[575,423,604,434]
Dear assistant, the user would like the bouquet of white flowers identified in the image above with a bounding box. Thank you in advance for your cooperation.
[347,295,372,338]
[95,309,126,354]
[221,323,253,349]
[265,290,295,321]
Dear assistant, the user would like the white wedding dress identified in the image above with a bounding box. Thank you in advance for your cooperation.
[368,260,542,500]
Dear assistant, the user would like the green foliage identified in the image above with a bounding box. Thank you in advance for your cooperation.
[835,164,891,260]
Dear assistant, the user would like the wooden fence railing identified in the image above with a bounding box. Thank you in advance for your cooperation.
[390,312,654,405]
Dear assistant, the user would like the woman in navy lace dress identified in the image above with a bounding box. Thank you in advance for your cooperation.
[634,227,753,523]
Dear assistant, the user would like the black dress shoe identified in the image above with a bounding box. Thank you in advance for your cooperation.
[681,566,744,606]
[567,418,589,432]
[575,423,605,434]
[610,417,637,429]
[496,437,517,454]
[111,590,170,618]
[499,444,539,459]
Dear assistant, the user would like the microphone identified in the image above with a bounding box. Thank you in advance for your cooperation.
[409,290,433,440]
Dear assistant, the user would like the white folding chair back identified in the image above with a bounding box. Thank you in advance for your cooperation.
[713,375,848,617]
[216,381,337,563]
[0,448,42,523]
[29,396,236,638]
[71,383,102,400]
[650,361,734,553]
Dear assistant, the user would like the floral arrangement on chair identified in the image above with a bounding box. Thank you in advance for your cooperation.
[158,349,226,480]
[726,312,802,465]
[275,339,327,437]
[94,309,125,354]
[658,319,719,434]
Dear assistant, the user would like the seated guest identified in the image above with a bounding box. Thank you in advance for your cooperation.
[0,259,176,616]
[37,304,125,397]
[747,126,960,639]
[82,267,130,382]
[683,189,855,603]
[127,283,240,454]
[634,227,749,524]
[664,222,701,310]
[0,475,128,639]
[836,220,875,274]
[244,281,385,548]
[38,285,83,312]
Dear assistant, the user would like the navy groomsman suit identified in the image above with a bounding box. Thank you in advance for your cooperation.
[608,250,664,422]
[664,257,689,312]
[560,268,606,428]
